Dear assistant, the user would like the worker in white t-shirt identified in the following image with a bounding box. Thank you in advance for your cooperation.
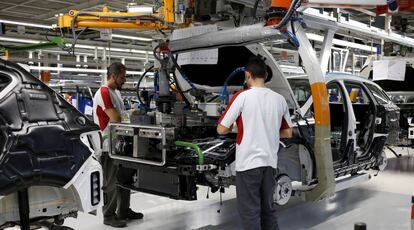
[93,62,143,228]
[217,56,293,230]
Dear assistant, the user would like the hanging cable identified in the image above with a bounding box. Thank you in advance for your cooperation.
[252,0,261,20]
[153,44,163,62]
[170,54,197,90]
[136,65,154,105]
[220,67,246,103]
[270,0,301,29]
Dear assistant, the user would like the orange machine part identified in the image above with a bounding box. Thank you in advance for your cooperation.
[41,71,51,83]
[266,0,292,26]
[310,82,331,126]
[377,0,414,14]
[271,0,292,8]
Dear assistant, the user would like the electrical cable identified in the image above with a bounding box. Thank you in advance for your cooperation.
[271,0,301,29]
[252,0,261,20]
[70,14,89,56]
[136,65,154,105]
[220,67,246,103]
[170,54,197,90]
[153,44,163,62]
[283,29,300,48]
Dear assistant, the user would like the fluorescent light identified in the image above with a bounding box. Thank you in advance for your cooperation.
[0,19,53,29]
[26,66,150,75]
[70,44,148,54]
[28,66,106,73]
[39,49,154,61]
[0,36,150,54]
[112,34,152,42]
[127,4,154,14]
[305,33,377,52]
[0,36,42,44]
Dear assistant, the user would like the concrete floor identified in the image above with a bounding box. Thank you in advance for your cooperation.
[32,148,414,229]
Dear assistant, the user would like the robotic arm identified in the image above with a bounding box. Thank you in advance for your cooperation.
[57,0,193,30]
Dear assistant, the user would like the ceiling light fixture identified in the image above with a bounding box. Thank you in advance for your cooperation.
[26,65,151,75]
[112,34,152,42]
[305,33,378,52]
[0,19,53,29]
[0,36,41,44]
[0,36,150,54]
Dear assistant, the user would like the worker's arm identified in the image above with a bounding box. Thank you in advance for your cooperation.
[217,91,244,135]
[279,99,294,139]
[217,124,232,135]
[280,127,293,138]
[104,108,122,123]
[97,87,122,122]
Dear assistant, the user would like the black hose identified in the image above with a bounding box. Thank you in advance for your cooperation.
[136,65,154,105]
[170,54,197,90]
[252,0,261,20]
[71,14,78,56]
[153,44,163,62]
[272,0,301,29]
[70,14,89,56]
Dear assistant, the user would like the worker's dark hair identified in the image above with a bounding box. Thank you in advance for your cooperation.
[246,56,267,79]
[107,62,126,80]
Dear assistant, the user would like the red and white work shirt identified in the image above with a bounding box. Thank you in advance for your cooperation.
[219,87,293,172]
[93,86,125,151]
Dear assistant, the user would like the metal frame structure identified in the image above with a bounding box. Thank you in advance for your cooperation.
[291,20,336,200]
[108,123,171,167]
[302,8,414,48]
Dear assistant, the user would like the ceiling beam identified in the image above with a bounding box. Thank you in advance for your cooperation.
[351,8,377,17]
[7,57,146,70]
[2,32,152,51]
[0,11,35,17]
[6,4,52,12]
[106,1,128,11]
[0,0,37,11]
[44,0,73,5]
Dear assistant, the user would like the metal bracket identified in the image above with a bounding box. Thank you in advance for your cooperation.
[108,123,170,166]
[196,164,217,171]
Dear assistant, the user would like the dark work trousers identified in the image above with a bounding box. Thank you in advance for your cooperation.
[101,152,136,218]
[236,166,279,230]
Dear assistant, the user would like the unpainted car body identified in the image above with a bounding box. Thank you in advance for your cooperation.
[0,60,102,228]
[361,61,414,147]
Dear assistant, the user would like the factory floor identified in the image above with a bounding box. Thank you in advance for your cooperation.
[63,147,414,229]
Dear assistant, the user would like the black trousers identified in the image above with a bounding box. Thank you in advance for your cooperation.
[101,153,135,218]
[236,166,279,230]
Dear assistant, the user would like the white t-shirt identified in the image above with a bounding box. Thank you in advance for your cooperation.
[219,87,293,172]
[93,86,125,151]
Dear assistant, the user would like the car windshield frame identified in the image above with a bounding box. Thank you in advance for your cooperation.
[287,77,312,107]
[0,73,11,94]
[364,82,392,105]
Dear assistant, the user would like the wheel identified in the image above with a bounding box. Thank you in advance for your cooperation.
[273,174,292,206]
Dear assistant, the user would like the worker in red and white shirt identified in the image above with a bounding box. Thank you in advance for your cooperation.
[93,62,143,228]
[217,57,293,230]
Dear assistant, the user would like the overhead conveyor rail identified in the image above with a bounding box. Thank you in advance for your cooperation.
[301,8,414,48]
